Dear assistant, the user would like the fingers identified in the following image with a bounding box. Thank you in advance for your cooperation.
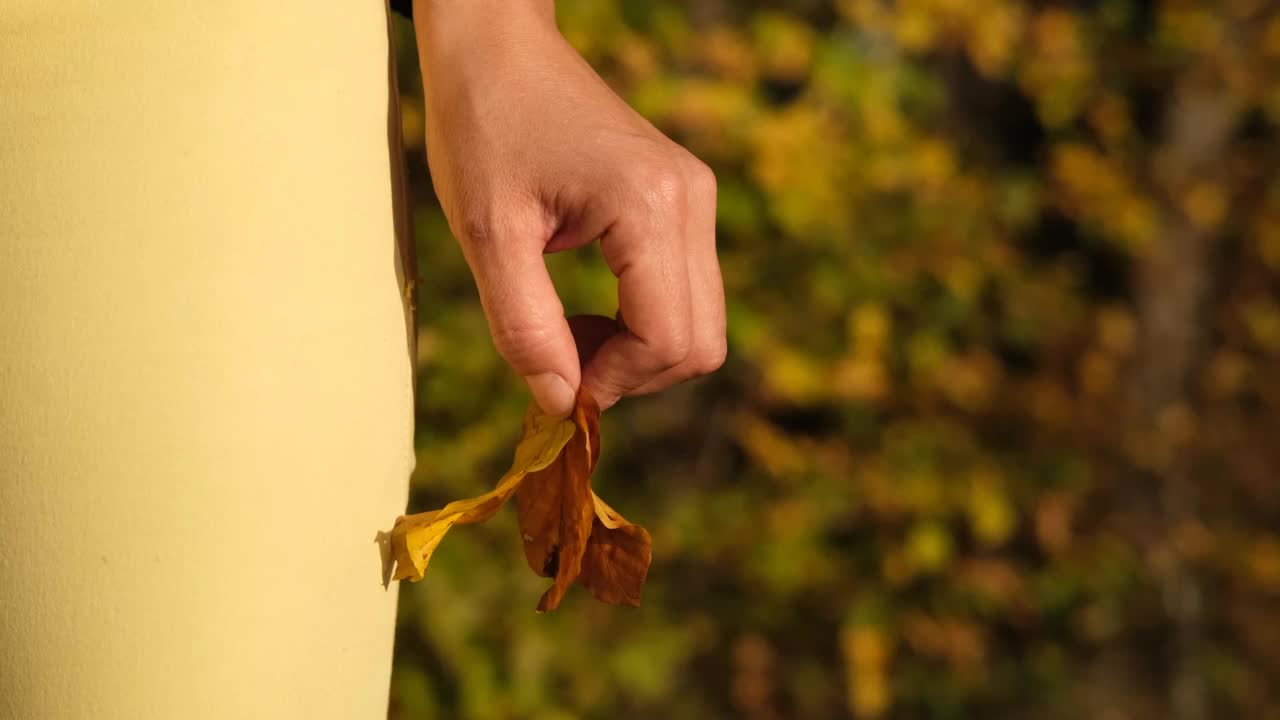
[581,157,724,409]
[580,163,695,409]
[456,214,580,417]
[453,155,723,415]
[627,159,726,396]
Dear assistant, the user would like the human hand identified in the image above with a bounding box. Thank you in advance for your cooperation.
[411,0,725,416]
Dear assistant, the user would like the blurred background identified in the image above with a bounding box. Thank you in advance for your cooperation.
[387,2,1280,718]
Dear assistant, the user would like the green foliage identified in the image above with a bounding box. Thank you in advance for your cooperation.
[391,2,1280,718]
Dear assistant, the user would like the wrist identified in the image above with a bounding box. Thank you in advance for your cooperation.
[412,0,556,56]
[413,0,560,113]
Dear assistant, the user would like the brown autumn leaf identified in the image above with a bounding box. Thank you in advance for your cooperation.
[386,387,652,612]
[580,492,652,607]
[518,388,654,612]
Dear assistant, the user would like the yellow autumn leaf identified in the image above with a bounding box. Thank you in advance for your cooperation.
[388,404,576,582]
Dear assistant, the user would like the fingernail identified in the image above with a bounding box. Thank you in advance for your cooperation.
[525,372,575,417]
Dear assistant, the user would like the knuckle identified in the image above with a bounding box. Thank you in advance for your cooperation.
[692,338,727,376]
[649,329,694,371]
[453,203,542,253]
[454,210,498,249]
[626,156,688,217]
[490,321,557,369]
[686,157,717,200]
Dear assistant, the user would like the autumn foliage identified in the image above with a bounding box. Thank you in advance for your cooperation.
[390,2,1280,719]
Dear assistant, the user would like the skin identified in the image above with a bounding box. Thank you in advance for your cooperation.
[412,0,726,416]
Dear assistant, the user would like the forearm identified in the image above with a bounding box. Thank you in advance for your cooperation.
[411,0,556,79]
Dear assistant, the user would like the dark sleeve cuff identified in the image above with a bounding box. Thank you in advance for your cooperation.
[391,0,412,19]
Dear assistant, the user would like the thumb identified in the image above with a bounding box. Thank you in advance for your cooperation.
[457,220,580,417]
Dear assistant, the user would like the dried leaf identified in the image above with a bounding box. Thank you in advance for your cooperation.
[514,456,565,579]
[386,387,653,613]
[579,493,653,606]
[517,390,653,611]
[388,405,575,582]
[524,389,599,613]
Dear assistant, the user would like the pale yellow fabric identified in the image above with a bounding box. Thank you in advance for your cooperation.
[0,2,414,718]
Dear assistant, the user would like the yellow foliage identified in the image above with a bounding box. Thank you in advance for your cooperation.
[833,356,892,403]
[1033,8,1082,57]
[762,347,829,403]
[893,3,941,51]
[1053,144,1156,247]
[850,304,893,353]
[966,0,1023,78]
[942,258,982,303]
[906,521,954,573]
[736,413,807,478]
[1020,9,1093,127]
[392,0,1280,714]
[851,673,890,719]
[671,79,756,137]
[753,12,815,81]
[968,470,1016,548]
[614,33,659,81]
[751,106,853,238]
[911,137,956,190]
[842,626,891,718]
[861,102,907,145]
[701,27,757,82]
[845,625,890,671]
